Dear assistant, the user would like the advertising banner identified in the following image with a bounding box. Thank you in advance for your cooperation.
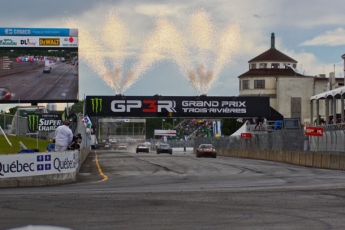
[154,130,177,136]
[38,113,62,131]
[27,113,62,132]
[0,151,78,178]
[0,36,78,47]
[305,126,324,136]
[240,133,252,139]
[86,95,270,118]
[0,28,77,37]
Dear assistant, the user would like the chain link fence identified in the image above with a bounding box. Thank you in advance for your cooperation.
[4,110,343,155]
[158,125,345,155]
[0,113,90,148]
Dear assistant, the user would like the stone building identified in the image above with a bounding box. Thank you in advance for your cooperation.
[238,33,344,124]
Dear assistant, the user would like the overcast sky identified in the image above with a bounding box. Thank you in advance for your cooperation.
[1,0,345,111]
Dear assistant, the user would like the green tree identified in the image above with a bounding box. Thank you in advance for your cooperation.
[8,106,19,115]
[145,118,163,139]
[68,100,84,114]
[221,118,243,136]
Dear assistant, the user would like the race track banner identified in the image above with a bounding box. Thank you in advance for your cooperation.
[27,113,62,132]
[38,113,62,131]
[154,129,176,136]
[86,95,270,118]
[0,151,78,178]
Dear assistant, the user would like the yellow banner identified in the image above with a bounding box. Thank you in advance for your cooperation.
[39,38,60,46]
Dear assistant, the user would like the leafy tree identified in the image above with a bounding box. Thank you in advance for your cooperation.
[8,106,19,115]
[68,100,84,114]
[146,118,163,139]
[221,118,243,136]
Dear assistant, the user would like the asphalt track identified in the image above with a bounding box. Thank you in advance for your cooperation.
[1,148,345,230]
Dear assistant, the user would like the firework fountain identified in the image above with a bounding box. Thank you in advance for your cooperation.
[66,8,241,94]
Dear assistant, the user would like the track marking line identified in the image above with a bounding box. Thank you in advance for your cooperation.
[95,151,108,182]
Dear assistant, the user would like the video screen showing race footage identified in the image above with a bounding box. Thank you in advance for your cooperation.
[0,48,78,103]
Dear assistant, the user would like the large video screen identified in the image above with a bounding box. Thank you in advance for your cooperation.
[0,28,78,104]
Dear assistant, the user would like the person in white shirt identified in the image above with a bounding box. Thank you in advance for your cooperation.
[55,120,73,151]
[90,134,97,150]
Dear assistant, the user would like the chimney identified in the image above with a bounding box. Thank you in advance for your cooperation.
[271,33,275,49]
[342,54,345,86]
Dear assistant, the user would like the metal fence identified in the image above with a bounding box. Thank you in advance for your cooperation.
[0,113,91,149]
[4,110,343,154]
[161,124,345,154]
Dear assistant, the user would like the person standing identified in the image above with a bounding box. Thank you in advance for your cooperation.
[55,120,73,151]
[90,134,97,150]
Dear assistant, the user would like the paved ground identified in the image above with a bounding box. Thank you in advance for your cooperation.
[1,149,345,230]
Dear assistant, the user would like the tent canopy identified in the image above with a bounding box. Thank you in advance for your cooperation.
[231,123,247,136]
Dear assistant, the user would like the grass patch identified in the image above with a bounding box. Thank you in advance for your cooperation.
[0,134,52,154]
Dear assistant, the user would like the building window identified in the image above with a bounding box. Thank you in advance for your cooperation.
[271,63,280,68]
[251,63,256,69]
[243,80,250,89]
[239,80,241,90]
[254,80,265,89]
[259,63,267,68]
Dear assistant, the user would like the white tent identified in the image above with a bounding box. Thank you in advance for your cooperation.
[231,123,248,136]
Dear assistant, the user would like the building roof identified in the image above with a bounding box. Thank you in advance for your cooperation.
[248,48,297,63]
[238,68,311,78]
[310,86,345,100]
[342,54,345,59]
[248,33,297,63]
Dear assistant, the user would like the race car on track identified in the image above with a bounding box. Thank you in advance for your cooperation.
[43,66,51,73]
[156,143,172,154]
[116,143,127,150]
[196,144,217,158]
[136,143,149,153]
[0,87,13,100]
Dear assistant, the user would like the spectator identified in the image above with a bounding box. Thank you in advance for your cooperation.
[90,134,97,150]
[55,120,73,151]
[255,116,264,129]
[76,133,82,144]
[47,139,56,152]
[68,136,80,151]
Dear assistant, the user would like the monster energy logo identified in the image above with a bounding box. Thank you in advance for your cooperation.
[91,98,103,114]
[27,114,39,132]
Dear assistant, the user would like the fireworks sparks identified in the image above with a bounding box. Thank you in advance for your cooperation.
[123,18,189,91]
[65,8,241,95]
[184,9,242,94]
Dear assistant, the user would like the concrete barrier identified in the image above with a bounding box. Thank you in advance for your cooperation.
[340,155,345,170]
[291,152,300,165]
[313,153,322,168]
[218,148,345,171]
[0,147,90,188]
[321,154,331,169]
[330,154,340,170]
[305,152,314,167]
[299,152,306,166]
[285,151,292,164]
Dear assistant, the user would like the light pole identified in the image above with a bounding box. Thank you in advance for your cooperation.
[162,119,165,129]
[173,118,176,128]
